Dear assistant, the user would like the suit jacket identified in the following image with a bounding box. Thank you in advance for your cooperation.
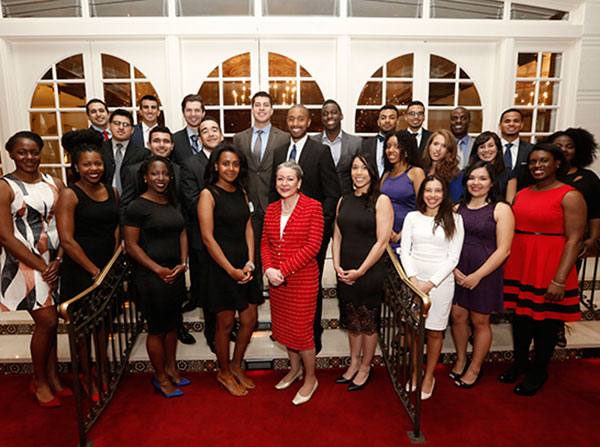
[418,128,433,157]
[456,135,475,170]
[100,140,150,193]
[172,128,196,166]
[120,161,181,216]
[130,124,144,149]
[514,139,535,191]
[311,131,362,196]
[180,151,210,250]
[269,138,341,235]
[233,126,289,219]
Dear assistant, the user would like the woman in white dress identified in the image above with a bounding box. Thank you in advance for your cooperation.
[400,174,464,400]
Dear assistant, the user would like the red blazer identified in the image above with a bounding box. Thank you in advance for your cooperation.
[261,193,324,281]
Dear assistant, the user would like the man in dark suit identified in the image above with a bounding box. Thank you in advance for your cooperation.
[270,104,341,354]
[99,109,149,196]
[360,104,399,178]
[233,91,289,282]
[311,99,362,195]
[172,94,206,166]
[450,106,475,169]
[86,98,111,140]
[180,116,224,352]
[499,108,534,191]
[405,100,433,157]
[130,95,160,149]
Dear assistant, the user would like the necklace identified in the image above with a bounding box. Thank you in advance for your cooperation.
[281,194,299,214]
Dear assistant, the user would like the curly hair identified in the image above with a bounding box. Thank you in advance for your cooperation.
[421,129,460,184]
[415,174,457,240]
[136,156,178,206]
[547,128,598,168]
[383,130,421,172]
[469,131,505,175]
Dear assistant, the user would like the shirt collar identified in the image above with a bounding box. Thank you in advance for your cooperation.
[186,126,198,138]
[253,124,272,135]
[322,131,342,145]
[290,134,309,152]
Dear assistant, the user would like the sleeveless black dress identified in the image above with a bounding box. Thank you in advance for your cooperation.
[204,185,262,314]
[59,184,119,304]
[336,193,385,334]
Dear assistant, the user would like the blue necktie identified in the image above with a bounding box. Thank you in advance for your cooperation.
[190,134,200,154]
[504,143,513,169]
[288,144,297,161]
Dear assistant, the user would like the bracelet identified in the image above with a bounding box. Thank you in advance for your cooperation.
[245,261,255,271]
[550,280,565,288]
[181,262,188,271]
[54,256,63,264]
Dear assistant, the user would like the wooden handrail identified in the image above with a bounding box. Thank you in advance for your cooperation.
[385,245,431,317]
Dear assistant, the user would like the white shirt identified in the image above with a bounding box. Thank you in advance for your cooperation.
[500,137,520,170]
[142,122,157,149]
[280,213,291,238]
[286,134,309,161]
[376,134,385,177]
[322,131,342,166]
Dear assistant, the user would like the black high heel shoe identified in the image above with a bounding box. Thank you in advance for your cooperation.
[335,371,358,384]
[454,368,484,389]
[448,359,471,381]
[348,368,372,391]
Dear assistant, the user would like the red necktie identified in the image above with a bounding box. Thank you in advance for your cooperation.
[102,130,109,141]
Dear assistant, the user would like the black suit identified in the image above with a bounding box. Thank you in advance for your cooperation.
[311,131,362,196]
[513,139,535,191]
[270,137,341,353]
[416,128,433,157]
[360,136,385,178]
[172,128,196,166]
[100,140,149,194]
[130,124,144,149]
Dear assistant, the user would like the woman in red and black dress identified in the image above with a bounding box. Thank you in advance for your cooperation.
[262,160,324,406]
[501,144,586,396]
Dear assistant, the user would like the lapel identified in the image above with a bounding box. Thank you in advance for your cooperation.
[297,137,313,165]
[260,126,279,170]
[339,131,352,167]
[104,140,116,164]
[244,128,259,171]
[121,141,136,166]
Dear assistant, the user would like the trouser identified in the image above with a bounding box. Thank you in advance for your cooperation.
[251,212,266,292]
[313,233,331,355]
[189,247,216,345]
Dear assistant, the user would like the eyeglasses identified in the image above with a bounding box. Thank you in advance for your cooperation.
[112,120,132,128]
[407,111,425,117]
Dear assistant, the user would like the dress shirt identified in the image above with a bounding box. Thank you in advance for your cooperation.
[111,139,128,190]
[500,137,520,170]
[92,125,111,140]
[456,135,470,162]
[202,148,212,160]
[142,122,157,149]
[409,128,423,148]
[376,133,385,177]
[321,131,343,166]
[286,134,309,161]
[251,124,272,162]
[186,126,203,153]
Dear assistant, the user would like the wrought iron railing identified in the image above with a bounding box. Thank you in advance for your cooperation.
[379,246,431,444]
[579,243,599,312]
[58,246,142,447]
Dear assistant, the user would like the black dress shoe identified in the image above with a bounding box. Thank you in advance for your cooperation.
[335,371,358,384]
[348,368,372,391]
[514,373,548,396]
[498,366,527,384]
[205,339,216,354]
[454,369,484,389]
[177,327,196,345]
[448,359,471,381]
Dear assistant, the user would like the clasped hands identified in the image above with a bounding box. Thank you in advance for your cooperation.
[454,269,482,290]
[157,265,187,284]
[230,264,254,285]
[335,266,362,286]
[265,268,285,287]
[409,276,435,295]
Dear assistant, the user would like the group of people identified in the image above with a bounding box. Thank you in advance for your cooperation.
[0,90,597,408]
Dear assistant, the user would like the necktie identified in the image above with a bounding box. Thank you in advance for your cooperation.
[253,130,263,164]
[377,134,385,143]
[102,130,109,141]
[504,143,513,169]
[114,143,124,194]
[288,144,297,161]
[190,134,200,154]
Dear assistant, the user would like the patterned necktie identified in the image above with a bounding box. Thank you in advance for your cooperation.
[190,134,200,154]
[504,143,513,169]
[253,130,264,164]
[114,143,123,194]
[288,144,297,161]
[102,130,109,141]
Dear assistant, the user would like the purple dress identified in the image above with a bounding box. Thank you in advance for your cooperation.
[453,202,504,314]
[380,167,416,250]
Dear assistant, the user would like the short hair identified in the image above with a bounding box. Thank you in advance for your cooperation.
[289,103,309,115]
[547,127,598,168]
[527,143,570,178]
[85,98,108,115]
[109,109,133,124]
[61,129,105,181]
[136,156,177,205]
[406,100,425,110]
[251,91,273,107]
[149,125,173,141]
[379,104,399,116]
[276,160,304,180]
[499,108,523,122]
[322,99,342,114]
[181,94,205,112]
[201,115,221,127]
[469,131,505,175]
[451,106,471,119]
[5,131,43,152]
[140,95,159,106]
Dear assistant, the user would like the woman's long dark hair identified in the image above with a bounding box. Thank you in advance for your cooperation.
[350,152,380,209]
[468,131,505,175]
[415,174,456,240]
[383,130,421,172]
[136,155,177,206]
[547,128,598,168]
[204,143,248,189]
[61,129,105,182]
[458,161,501,206]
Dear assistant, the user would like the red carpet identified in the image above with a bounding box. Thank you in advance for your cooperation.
[1,360,599,447]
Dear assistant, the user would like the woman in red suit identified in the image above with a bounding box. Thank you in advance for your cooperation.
[262,160,324,405]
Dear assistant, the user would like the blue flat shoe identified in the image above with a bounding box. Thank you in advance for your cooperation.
[152,376,184,398]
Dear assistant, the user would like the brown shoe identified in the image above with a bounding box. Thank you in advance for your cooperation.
[230,366,255,390]
[217,371,248,397]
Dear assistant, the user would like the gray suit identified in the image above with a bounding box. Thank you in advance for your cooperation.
[311,130,362,196]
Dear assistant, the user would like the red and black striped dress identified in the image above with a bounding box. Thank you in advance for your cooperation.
[261,193,324,351]
[503,185,581,322]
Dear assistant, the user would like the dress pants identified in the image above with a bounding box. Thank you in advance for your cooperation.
[189,247,216,346]
[313,233,331,355]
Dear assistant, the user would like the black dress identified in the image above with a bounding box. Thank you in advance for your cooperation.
[123,197,187,334]
[59,184,119,304]
[204,185,262,314]
[336,193,385,334]
[562,167,600,220]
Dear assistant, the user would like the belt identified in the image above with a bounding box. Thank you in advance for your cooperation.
[515,229,565,236]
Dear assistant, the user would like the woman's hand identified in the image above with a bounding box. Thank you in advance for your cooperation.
[458,273,482,290]
[265,268,284,287]
[337,268,362,286]
[156,266,173,283]
[390,230,401,244]
[165,265,186,283]
[416,280,435,295]
[579,238,596,258]
[545,282,565,302]
[230,267,252,284]
[454,268,466,284]
[42,260,60,284]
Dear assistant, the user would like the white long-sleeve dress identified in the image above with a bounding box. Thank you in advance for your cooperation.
[400,211,464,330]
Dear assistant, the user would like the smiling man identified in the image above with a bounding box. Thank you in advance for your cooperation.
[172,94,206,165]
[86,98,111,140]
[499,108,534,190]
[311,99,362,195]
[360,104,399,177]
[131,95,160,149]
[405,100,432,157]
[270,104,341,354]
[450,106,474,169]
